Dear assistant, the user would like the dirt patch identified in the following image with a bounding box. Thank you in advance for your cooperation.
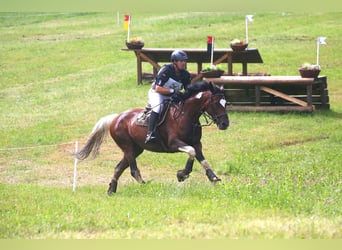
[279,135,329,147]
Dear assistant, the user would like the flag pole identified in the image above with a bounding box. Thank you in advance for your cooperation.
[245,15,253,44]
[127,17,130,42]
[245,17,249,44]
[124,15,131,42]
[211,37,214,65]
[316,38,320,66]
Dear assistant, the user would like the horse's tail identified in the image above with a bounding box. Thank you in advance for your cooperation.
[74,114,118,161]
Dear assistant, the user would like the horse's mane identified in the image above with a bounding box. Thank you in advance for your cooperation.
[182,81,221,100]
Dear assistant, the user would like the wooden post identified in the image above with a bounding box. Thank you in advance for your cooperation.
[255,85,261,106]
[135,51,142,84]
[306,84,313,107]
[197,62,202,73]
[242,51,248,75]
[228,56,233,75]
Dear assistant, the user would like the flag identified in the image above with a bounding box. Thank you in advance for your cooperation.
[124,15,130,31]
[246,15,254,22]
[207,36,213,54]
[316,37,327,65]
[318,36,327,45]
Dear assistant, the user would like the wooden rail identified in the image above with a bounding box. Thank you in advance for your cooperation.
[204,76,329,112]
[122,48,263,84]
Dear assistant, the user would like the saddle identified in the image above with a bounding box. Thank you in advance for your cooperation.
[136,101,172,127]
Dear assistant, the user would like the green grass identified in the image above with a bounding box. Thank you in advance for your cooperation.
[1,183,340,238]
[0,12,341,239]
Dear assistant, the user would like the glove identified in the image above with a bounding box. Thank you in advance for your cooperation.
[171,90,183,102]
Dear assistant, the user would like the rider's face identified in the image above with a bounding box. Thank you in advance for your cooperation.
[174,60,186,70]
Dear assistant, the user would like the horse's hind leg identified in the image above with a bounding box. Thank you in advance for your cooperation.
[176,146,196,182]
[124,147,145,184]
[108,158,129,195]
[107,153,145,195]
[128,157,145,184]
[177,158,194,182]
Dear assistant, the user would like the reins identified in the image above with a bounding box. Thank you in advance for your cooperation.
[200,112,215,127]
[170,92,227,128]
[206,93,228,125]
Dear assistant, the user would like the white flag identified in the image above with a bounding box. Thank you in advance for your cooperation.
[246,15,254,22]
[318,36,327,45]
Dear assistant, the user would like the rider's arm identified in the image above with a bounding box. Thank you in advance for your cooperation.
[155,85,175,95]
[154,64,176,95]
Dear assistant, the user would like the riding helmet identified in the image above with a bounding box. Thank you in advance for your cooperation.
[171,50,188,62]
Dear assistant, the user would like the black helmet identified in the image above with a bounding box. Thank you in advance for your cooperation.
[171,50,188,62]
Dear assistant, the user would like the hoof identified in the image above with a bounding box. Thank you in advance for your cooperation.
[177,170,190,182]
[206,169,221,183]
[107,180,118,196]
[211,176,222,183]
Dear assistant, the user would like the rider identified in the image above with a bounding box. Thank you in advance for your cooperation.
[145,49,191,144]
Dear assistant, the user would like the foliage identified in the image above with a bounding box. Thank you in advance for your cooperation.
[203,64,222,71]
[299,62,321,70]
[129,36,144,44]
[230,38,246,45]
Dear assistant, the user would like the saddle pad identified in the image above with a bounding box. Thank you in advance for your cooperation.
[136,111,149,127]
[135,101,171,127]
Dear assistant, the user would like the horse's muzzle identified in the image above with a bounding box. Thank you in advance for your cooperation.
[216,113,229,130]
[218,120,229,130]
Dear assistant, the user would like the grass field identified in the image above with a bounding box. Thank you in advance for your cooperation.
[0,12,341,239]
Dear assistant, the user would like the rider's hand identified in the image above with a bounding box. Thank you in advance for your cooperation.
[171,89,183,102]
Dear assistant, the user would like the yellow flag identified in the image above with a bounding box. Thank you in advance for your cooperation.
[124,15,130,31]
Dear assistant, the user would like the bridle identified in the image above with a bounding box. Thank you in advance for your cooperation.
[171,90,228,127]
[201,92,228,127]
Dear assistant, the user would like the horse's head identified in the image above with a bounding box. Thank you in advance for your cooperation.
[204,82,229,130]
[185,81,229,130]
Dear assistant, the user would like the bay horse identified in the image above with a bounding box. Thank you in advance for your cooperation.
[75,81,229,195]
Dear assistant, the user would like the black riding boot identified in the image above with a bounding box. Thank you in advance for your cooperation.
[145,111,159,144]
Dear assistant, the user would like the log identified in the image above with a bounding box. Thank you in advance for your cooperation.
[260,86,308,107]
[227,106,315,112]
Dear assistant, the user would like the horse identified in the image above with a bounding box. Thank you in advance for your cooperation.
[74,81,229,195]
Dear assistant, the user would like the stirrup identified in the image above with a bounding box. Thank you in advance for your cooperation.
[145,132,157,144]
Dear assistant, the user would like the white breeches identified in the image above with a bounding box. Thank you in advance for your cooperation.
[148,88,171,113]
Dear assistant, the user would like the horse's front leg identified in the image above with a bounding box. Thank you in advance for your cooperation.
[194,143,221,183]
[202,160,221,183]
[176,145,196,182]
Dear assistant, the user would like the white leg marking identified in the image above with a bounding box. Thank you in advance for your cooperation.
[200,159,210,170]
[178,146,196,159]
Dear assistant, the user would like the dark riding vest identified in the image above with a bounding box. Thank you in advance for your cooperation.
[152,63,191,90]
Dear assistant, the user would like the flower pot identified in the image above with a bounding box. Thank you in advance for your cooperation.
[299,69,320,78]
[230,43,248,51]
[126,41,144,50]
